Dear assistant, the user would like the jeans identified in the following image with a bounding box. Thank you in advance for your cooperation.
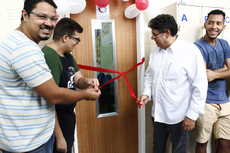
[152,117,191,153]
[1,134,54,153]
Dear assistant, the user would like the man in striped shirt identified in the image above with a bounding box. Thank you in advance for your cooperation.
[0,0,101,152]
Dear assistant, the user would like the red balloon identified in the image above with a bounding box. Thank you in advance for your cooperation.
[135,0,149,11]
[93,0,109,7]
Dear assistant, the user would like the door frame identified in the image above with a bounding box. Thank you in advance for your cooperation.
[136,12,146,153]
[72,6,145,153]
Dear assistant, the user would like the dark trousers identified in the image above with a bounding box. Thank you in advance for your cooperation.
[152,117,190,153]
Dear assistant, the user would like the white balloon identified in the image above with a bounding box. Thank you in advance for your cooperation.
[68,0,86,14]
[124,4,140,19]
[54,0,70,15]
[145,3,161,20]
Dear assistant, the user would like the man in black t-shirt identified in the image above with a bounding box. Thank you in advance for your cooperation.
[42,18,99,153]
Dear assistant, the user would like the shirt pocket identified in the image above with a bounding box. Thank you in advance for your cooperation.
[165,64,180,80]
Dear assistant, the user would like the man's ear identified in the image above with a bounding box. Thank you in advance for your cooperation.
[165,29,171,38]
[62,34,68,43]
[204,22,206,29]
[21,9,28,21]
[223,24,226,31]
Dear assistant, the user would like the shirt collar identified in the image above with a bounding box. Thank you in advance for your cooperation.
[166,35,180,53]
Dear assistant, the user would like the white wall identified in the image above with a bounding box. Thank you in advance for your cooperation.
[0,0,23,41]
[152,0,230,9]
[183,0,230,8]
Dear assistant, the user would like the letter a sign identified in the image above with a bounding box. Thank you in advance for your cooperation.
[181,14,188,22]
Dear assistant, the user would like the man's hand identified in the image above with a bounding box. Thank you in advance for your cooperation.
[137,95,149,110]
[56,136,67,153]
[85,88,101,100]
[182,116,195,131]
[85,78,99,89]
[206,69,218,82]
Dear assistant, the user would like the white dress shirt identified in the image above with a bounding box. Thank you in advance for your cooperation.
[143,37,207,124]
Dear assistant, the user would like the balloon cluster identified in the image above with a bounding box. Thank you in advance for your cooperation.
[54,0,86,15]
[124,0,161,19]
[54,0,161,20]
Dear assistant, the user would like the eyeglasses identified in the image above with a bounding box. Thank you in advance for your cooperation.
[67,34,81,44]
[29,11,58,23]
[71,36,81,44]
[152,32,161,38]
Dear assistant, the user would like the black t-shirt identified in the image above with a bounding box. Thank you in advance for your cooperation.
[56,53,76,140]
[42,45,79,145]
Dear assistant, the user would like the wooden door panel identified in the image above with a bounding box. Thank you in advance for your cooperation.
[71,0,138,152]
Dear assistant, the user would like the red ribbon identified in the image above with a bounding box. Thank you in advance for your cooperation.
[78,57,145,106]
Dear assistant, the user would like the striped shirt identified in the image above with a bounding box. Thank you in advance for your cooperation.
[0,30,55,152]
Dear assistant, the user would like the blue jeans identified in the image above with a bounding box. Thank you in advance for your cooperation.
[1,134,54,153]
[152,117,191,153]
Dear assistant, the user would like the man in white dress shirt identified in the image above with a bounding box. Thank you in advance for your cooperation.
[138,14,208,153]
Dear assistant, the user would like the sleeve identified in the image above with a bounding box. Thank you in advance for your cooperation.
[68,53,79,72]
[142,50,154,100]
[186,45,208,121]
[194,41,207,63]
[12,44,52,88]
[42,46,62,86]
[222,39,230,59]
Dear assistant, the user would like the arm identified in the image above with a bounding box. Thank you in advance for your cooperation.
[206,58,230,82]
[33,78,101,105]
[54,112,67,153]
[203,62,227,72]
[137,50,154,109]
[184,46,208,130]
[212,64,227,72]
[14,46,101,105]
[74,71,99,89]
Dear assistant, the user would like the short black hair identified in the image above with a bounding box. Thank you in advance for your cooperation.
[53,18,83,41]
[21,0,57,21]
[148,14,178,37]
[207,9,226,22]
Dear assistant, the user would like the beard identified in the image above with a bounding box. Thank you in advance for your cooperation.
[38,25,53,41]
[206,29,222,40]
[39,35,50,41]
